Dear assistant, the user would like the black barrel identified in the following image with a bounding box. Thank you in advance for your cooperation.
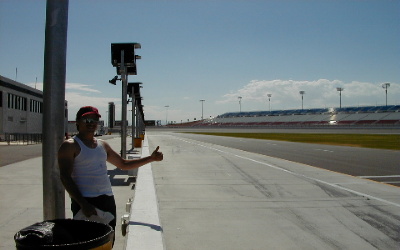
[14,219,114,249]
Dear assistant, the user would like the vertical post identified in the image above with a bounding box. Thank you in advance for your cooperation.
[202,101,203,120]
[337,87,344,109]
[132,96,136,149]
[200,100,205,120]
[382,83,390,106]
[385,88,387,106]
[299,91,305,110]
[121,50,127,159]
[135,102,139,138]
[267,94,272,112]
[165,105,169,125]
[137,106,141,137]
[42,0,69,220]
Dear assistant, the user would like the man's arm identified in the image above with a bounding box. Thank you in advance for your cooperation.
[102,141,163,170]
[58,140,97,217]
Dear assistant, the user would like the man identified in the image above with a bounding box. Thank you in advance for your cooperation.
[58,106,163,233]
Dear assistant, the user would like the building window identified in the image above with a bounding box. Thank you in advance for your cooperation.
[30,99,43,113]
[7,93,27,111]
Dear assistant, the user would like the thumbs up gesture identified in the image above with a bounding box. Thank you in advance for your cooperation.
[151,146,163,161]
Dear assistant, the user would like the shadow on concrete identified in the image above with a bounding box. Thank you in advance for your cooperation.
[108,168,136,188]
[129,221,163,232]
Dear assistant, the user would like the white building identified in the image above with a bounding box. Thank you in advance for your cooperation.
[0,75,68,140]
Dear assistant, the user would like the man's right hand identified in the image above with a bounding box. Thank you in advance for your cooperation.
[81,201,98,218]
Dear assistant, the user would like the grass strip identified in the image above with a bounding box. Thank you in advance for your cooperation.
[183,132,400,150]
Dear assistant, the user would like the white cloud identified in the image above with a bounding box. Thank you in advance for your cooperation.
[217,79,400,110]
[28,82,101,93]
[26,79,400,123]
[66,92,120,121]
[66,83,101,93]
[27,82,118,120]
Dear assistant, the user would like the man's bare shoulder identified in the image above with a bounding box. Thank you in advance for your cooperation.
[59,138,80,154]
[62,138,78,146]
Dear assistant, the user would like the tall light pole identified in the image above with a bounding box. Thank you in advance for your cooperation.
[337,87,344,108]
[165,105,169,125]
[238,96,242,112]
[42,0,69,220]
[120,51,128,158]
[299,91,305,110]
[110,43,141,158]
[267,94,272,112]
[200,100,205,120]
[382,83,390,106]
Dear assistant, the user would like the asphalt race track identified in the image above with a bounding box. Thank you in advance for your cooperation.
[147,128,400,249]
[152,127,400,187]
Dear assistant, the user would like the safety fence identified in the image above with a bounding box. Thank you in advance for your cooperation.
[1,133,42,145]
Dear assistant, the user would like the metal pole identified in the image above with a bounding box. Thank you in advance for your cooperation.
[137,107,142,136]
[42,0,69,220]
[200,100,205,120]
[269,98,270,111]
[135,102,139,138]
[299,91,305,110]
[121,50,127,158]
[165,106,169,125]
[201,101,204,120]
[337,88,343,109]
[132,96,135,149]
[385,89,388,106]
[302,95,304,110]
[382,83,390,106]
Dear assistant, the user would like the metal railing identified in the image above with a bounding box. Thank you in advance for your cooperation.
[1,133,42,145]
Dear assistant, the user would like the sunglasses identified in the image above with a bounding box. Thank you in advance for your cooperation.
[81,118,99,124]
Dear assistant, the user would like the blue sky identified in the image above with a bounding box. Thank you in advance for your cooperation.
[1,0,399,124]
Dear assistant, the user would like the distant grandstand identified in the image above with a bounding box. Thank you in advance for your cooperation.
[168,105,400,128]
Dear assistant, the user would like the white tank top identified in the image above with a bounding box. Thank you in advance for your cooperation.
[72,136,113,197]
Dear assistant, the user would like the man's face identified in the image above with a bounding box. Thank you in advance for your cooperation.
[78,114,99,133]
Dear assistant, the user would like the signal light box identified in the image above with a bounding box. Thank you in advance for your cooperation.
[117,66,137,75]
[111,43,141,67]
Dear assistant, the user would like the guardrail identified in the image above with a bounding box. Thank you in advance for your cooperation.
[1,133,42,145]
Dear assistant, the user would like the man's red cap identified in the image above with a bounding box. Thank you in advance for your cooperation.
[76,106,101,120]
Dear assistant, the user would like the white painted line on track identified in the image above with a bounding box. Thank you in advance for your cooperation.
[314,149,334,153]
[177,137,400,208]
[358,175,400,179]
